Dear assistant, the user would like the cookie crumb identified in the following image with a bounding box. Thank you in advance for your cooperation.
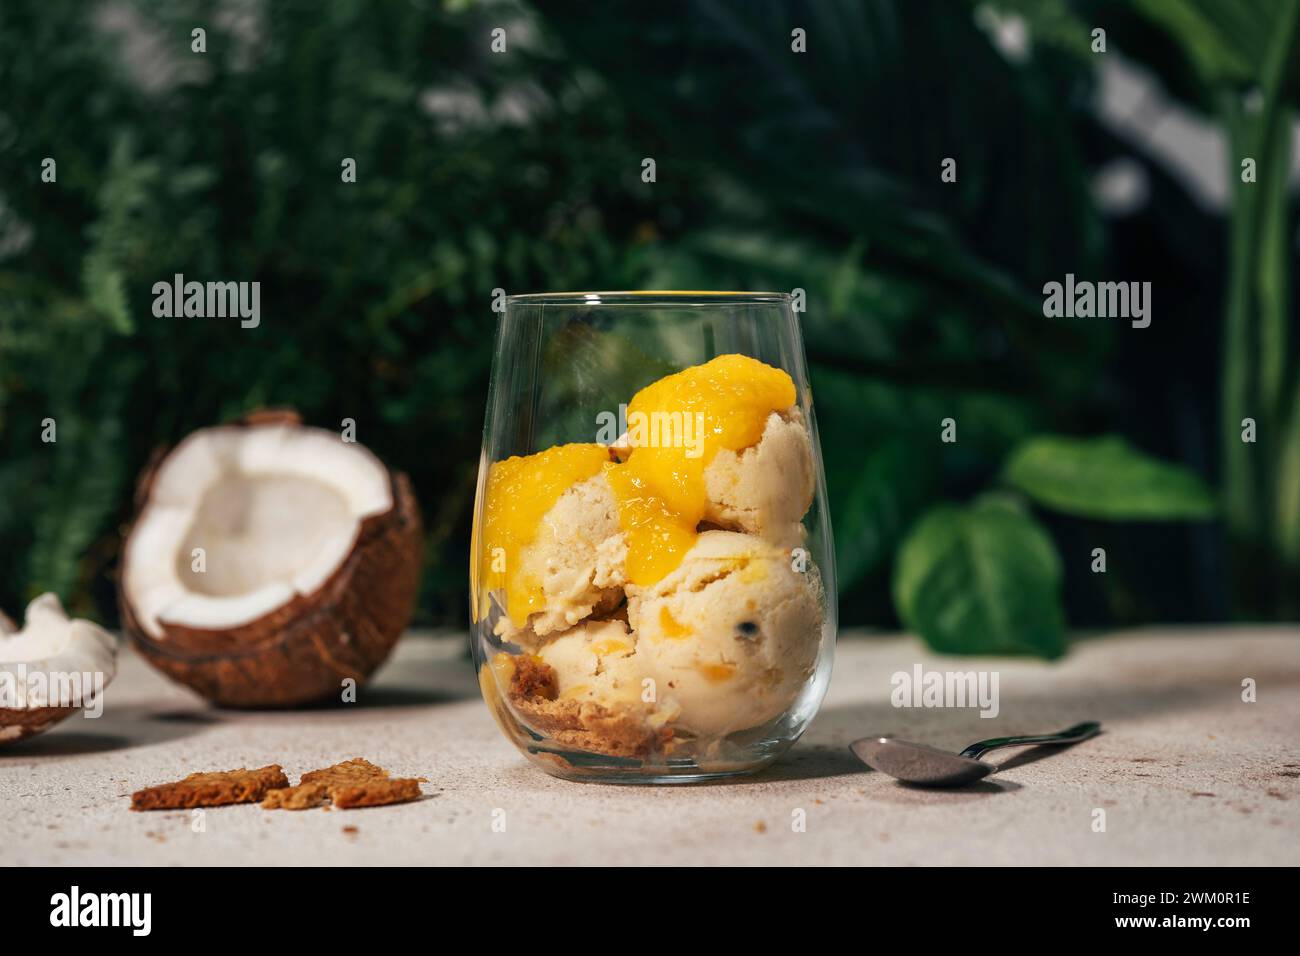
[263,758,426,810]
[496,654,669,758]
[131,765,289,811]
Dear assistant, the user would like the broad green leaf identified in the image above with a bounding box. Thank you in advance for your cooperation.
[1003,435,1216,520]
[893,498,1066,658]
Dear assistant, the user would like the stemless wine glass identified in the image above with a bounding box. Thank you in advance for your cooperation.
[470,292,836,783]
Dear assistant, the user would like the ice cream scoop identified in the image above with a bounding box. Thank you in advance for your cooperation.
[607,354,799,584]
[704,409,814,543]
[628,530,822,736]
[536,618,646,710]
[475,353,828,757]
[850,722,1102,786]
[508,472,627,640]
[475,443,613,630]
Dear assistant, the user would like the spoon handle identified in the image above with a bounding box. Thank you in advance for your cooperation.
[958,721,1101,761]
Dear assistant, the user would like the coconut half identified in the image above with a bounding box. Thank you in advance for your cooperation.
[0,593,117,745]
[119,409,422,707]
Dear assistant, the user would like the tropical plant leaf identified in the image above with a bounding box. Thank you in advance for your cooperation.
[1130,0,1282,88]
[893,496,1066,657]
[1002,434,1216,520]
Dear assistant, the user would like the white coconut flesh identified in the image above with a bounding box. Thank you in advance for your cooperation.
[0,593,116,709]
[122,424,394,639]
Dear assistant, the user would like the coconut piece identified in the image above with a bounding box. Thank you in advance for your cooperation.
[0,593,117,746]
[118,409,422,707]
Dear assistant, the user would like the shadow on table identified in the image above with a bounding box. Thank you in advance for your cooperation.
[278,684,476,712]
[749,743,867,783]
[0,732,134,757]
[0,702,221,758]
[345,652,480,709]
[210,653,482,713]
[683,745,1025,799]
[287,663,481,712]
[808,678,1243,758]
[734,666,1285,788]
[353,684,479,707]
[745,743,1028,796]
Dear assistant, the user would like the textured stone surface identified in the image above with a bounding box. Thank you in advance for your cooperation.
[2,628,1297,865]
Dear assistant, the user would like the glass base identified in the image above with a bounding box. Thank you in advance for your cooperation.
[519,736,793,785]
[493,651,834,784]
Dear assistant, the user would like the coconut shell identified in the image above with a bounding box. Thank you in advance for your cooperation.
[0,704,79,746]
[1,598,117,745]
[119,421,424,708]
[0,611,70,745]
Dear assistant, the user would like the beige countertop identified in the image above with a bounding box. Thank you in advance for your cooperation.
[3,628,1298,866]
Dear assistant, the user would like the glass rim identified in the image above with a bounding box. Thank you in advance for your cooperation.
[506,290,791,306]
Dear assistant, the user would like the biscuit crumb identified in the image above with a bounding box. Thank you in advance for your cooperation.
[262,781,331,810]
[508,654,558,699]
[503,655,668,757]
[263,758,426,810]
[131,765,289,811]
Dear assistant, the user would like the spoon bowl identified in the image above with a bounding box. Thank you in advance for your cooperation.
[850,721,1101,787]
[850,737,997,786]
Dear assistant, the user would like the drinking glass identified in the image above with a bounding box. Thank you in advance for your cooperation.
[470,291,836,782]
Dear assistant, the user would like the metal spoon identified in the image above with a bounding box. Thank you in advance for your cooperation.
[850,721,1101,787]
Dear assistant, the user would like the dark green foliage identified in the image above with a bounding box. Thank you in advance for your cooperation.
[1,1,1290,653]
[1,0,686,621]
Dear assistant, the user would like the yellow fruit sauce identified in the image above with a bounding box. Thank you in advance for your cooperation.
[478,354,796,625]
[607,354,795,584]
[476,443,610,625]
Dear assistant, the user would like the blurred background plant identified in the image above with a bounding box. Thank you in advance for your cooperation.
[0,0,1295,654]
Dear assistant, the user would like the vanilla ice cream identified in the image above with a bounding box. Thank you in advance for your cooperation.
[626,530,822,737]
[495,471,627,643]
[536,618,645,710]
[478,355,827,758]
[703,409,814,544]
